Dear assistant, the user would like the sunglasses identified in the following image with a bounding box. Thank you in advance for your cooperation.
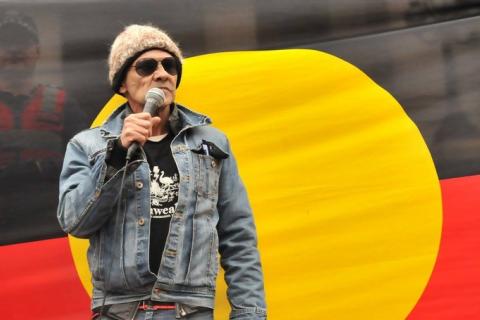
[132,57,178,77]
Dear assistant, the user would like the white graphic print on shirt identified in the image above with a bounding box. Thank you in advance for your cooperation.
[150,166,179,219]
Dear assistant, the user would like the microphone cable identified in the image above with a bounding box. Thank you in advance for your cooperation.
[96,88,163,317]
[99,156,131,318]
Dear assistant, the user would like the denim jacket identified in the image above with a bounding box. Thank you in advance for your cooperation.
[57,103,266,319]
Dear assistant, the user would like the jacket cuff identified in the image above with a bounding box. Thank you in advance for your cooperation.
[104,138,144,182]
[104,138,128,181]
[230,307,267,320]
[106,138,128,168]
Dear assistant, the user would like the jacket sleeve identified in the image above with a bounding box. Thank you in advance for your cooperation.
[57,137,133,238]
[216,139,267,320]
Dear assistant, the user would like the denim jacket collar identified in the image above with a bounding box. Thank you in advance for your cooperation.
[99,102,211,139]
[168,103,212,136]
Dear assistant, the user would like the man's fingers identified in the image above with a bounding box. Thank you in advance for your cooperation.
[151,116,162,127]
[121,122,151,148]
[125,117,152,130]
[128,123,150,138]
[121,113,162,148]
[130,112,152,120]
[124,130,148,146]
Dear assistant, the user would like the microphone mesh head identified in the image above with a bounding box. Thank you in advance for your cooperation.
[145,88,165,106]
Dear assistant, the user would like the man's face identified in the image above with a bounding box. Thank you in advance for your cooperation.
[120,49,178,113]
[0,45,39,81]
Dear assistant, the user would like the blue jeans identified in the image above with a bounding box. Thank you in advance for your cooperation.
[93,303,213,320]
[134,308,213,320]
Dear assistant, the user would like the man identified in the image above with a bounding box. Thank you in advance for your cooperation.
[57,24,266,319]
[0,10,85,244]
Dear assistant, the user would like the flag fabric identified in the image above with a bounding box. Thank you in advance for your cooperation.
[0,2,479,319]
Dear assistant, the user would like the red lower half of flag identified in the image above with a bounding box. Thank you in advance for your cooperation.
[0,237,90,319]
[409,175,480,318]
[1,175,480,318]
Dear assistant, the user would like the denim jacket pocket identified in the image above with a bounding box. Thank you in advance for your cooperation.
[88,232,104,285]
[191,153,222,199]
[186,218,220,287]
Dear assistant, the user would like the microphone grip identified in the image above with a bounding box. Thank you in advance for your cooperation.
[124,92,164,161]
[126,142,140,161]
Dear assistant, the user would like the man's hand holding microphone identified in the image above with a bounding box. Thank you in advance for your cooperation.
[119,88,166,160]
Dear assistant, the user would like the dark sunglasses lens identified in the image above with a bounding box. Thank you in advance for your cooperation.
[135,59,158,76]
[161,58,178,76]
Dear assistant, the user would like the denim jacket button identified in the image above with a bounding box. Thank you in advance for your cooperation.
[211,160,216,168]
[135,181,143,189]
[138,218,145,226]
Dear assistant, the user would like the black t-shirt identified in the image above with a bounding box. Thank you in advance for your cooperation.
[143,132,179,274]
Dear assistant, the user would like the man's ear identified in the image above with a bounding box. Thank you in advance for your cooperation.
[119,83,126,94]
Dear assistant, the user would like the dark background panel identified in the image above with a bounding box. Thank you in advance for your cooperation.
[314,16,480,179]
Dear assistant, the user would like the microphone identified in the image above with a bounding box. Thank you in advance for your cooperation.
[126,88,165,160]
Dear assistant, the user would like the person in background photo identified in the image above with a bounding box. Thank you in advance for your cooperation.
[0,10,86,244]
[57,24,266,319]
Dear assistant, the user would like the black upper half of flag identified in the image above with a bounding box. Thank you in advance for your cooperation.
[0,0,479,244]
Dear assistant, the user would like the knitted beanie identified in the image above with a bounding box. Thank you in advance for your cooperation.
[108,24,183,93]
[0,10,39,47]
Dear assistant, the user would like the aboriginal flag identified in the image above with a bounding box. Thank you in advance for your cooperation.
[0,1,479,319]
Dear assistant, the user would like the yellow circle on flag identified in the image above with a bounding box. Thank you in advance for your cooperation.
[69,49,442,319]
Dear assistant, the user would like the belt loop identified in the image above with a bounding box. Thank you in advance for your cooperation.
[129,301,140,320]
[175,303,187,318]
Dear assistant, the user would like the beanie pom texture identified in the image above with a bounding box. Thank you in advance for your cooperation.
[108,24,183,92]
